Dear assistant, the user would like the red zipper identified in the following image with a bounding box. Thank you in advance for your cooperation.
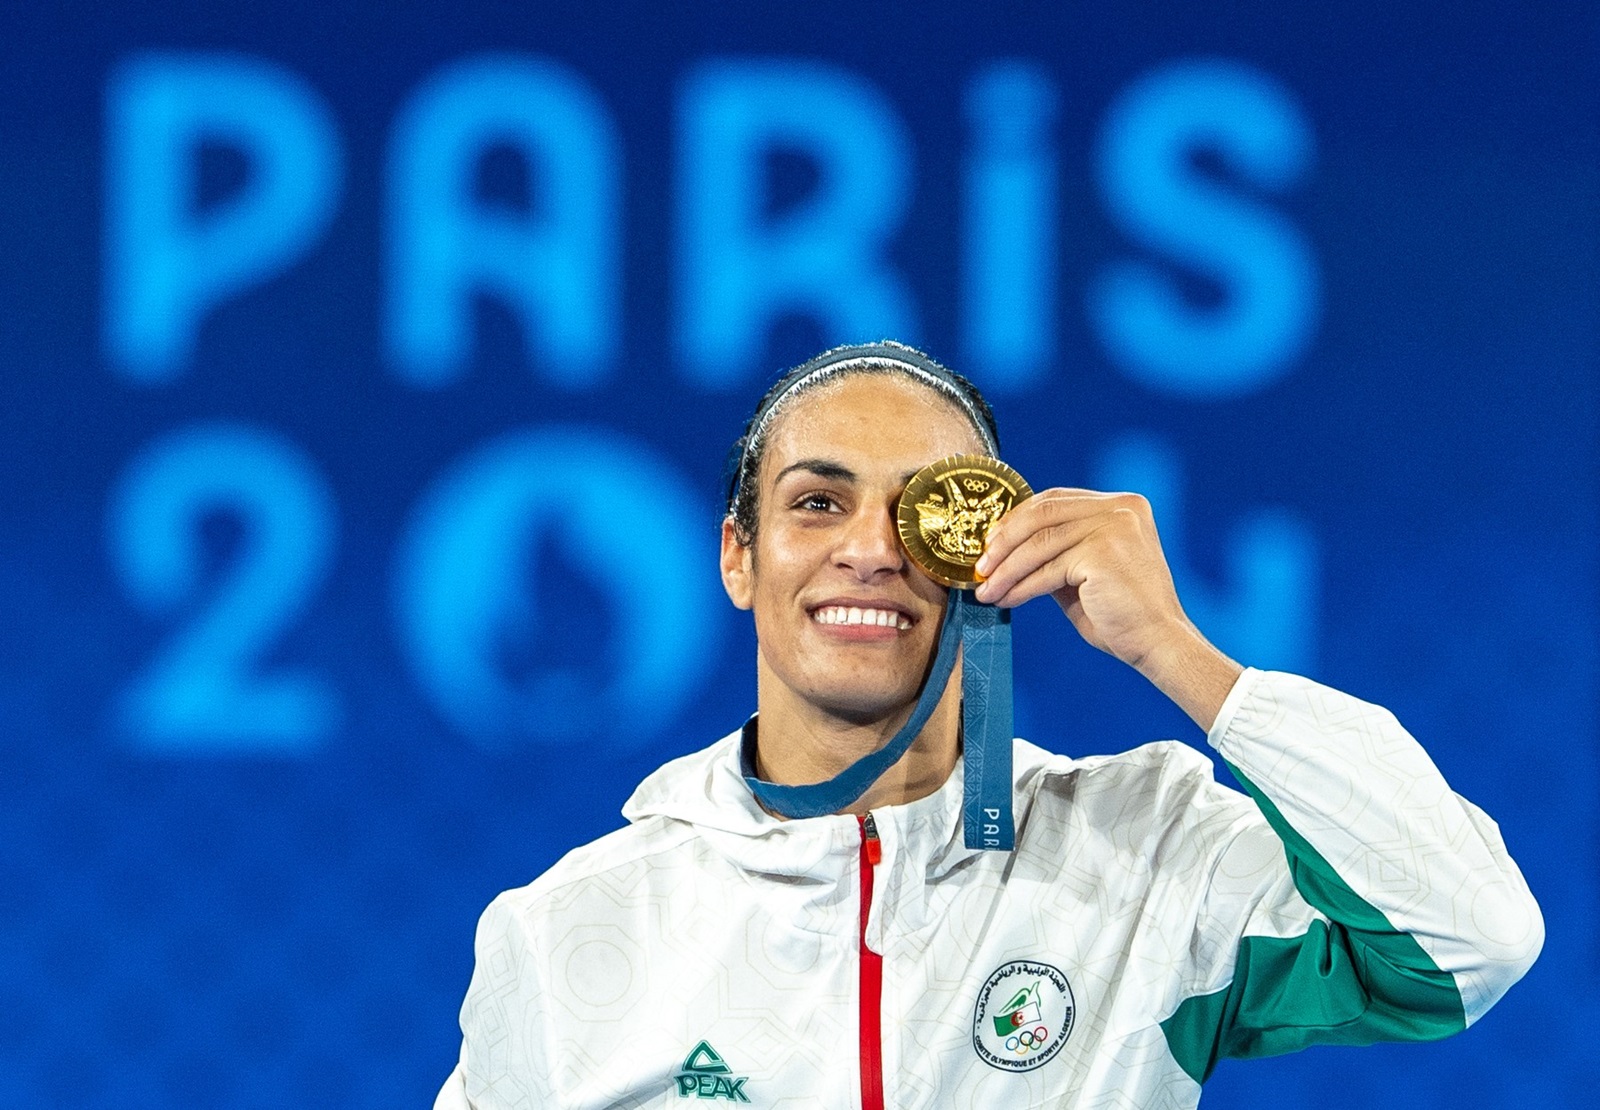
[858,813,884,1110]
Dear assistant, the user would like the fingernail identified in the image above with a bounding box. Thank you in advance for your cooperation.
[974,581,992,602]
[975,553,992,577]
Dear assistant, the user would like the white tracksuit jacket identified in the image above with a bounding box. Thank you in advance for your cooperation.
[436,669,1542,1109]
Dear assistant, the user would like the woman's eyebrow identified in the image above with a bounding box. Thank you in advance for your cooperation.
[772,458,857,485]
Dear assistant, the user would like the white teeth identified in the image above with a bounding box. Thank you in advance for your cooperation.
[813,605,911,630]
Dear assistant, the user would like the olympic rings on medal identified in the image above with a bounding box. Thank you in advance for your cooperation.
[1004,1025,1052,1053]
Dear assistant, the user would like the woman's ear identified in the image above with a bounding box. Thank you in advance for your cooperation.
[720,517,754,610]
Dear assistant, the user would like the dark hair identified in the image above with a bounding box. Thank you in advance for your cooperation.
[722,340,1002,545]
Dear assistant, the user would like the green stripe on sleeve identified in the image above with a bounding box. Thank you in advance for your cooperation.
[1160,762,1465,1084]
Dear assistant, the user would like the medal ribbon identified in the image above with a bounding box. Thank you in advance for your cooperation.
[742,589,1015,851]
[958,593,1016,851]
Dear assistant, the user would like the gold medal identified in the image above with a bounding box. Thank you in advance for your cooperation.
[897,454,1033,588]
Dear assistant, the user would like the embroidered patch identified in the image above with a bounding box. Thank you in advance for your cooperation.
[971,960,1075,1071]
[674,1040,751,1102]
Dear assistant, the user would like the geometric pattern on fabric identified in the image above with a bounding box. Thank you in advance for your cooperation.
[440,670,1541,1107]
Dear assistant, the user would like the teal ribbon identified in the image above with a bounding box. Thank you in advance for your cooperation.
[742,589,1015,851]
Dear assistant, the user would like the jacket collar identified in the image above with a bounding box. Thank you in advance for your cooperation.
[622,722,989,883]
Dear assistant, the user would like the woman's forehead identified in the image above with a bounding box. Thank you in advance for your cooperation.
[760,375,987,476]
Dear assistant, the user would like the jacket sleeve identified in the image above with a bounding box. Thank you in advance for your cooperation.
[436,892,553,1110]
[1158,668,1543,1083]
[433,1063,470,1110]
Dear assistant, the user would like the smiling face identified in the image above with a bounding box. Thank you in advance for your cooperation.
[720,373,988,729]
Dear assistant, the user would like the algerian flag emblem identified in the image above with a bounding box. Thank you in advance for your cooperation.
[992,979,1044,1037]
[972,960,1075,1072]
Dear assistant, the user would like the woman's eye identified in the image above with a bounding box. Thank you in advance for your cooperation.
[797,492,838,513]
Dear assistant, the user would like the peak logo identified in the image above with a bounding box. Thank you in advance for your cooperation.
[674,1040,751,1102]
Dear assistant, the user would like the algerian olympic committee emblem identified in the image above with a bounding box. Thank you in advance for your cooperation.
[971,960,1074,1072]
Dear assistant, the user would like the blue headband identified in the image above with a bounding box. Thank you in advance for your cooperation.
[725,341,1001,515]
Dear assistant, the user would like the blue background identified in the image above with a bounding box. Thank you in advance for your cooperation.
[0,1,1594,1105]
